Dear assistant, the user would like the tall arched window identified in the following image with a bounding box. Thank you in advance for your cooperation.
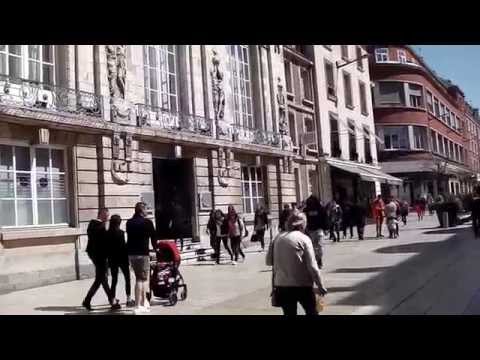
[0,45,54,85]
[227,45,253,128]
[143,45,178,112]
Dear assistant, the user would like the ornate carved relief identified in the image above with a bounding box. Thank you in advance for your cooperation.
[106,45,135,125]
[217,147,235,188]
[110,132,133,185]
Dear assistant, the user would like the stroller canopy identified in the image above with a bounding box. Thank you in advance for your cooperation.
[156,240,181,264]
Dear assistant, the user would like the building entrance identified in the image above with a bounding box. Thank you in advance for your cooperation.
[153,158,194,242]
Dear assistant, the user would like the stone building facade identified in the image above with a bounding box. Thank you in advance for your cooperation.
[0,45,298,293]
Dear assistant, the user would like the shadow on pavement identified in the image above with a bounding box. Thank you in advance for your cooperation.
[34,305,133,315]
[333,266,391,273]
[423,227,469,235]
[333,226,472,314]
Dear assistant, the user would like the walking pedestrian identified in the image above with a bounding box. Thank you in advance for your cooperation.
[304,195,328,269]
[415,198,423,222]
[126,202,156,314]
[82,208,120,311]
[225,205,245,265]
[206,209,217,260]
[254,205,269,251]
[471,186,480,238]
[427,194,434,215]
[210,209,233,264]
[266,210,328,316]
[107,215,134,308]
[351,200,367,240]
[341,201,354,239]
[327,200,342,242]
[279,203,291,232]
[400,200,409,225]
[372,195,385,238]
[385,197,399,239]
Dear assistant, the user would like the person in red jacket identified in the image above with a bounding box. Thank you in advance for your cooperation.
[372,195,385,238]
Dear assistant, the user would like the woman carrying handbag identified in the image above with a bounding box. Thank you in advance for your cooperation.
[266,210,327,315]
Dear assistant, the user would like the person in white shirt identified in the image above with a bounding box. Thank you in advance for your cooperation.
[266,210,327,315]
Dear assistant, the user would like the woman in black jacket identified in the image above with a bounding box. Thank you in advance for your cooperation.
[108,215,134,307]
[254,205,269,251]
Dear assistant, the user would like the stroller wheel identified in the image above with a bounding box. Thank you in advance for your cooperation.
[169,292,178,306]
[180,285,188,301]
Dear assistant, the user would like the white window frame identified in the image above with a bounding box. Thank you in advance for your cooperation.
[0,141,69,228]
[343,71,353,109]
[426,90,433,114]
[228,45,253,128]
[359,80,368,115]
[397,49,407,64]
[341,45,349,60]
[324,59,336,100]
[241,166,264,215]
[143,45,178,112]
[375,48,389,63]
[383,126,409,150]
[0,45,55,85]
[356,46,364,71]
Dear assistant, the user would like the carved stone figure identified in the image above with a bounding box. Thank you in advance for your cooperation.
[277,78,288,136]
[106,45,119,98]
[210,49,225,121]
[116,46,127,99]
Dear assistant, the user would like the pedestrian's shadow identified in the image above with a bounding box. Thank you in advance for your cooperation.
[34,305,134,315]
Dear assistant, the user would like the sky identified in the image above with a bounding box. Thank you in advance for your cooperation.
[412,45,480,109]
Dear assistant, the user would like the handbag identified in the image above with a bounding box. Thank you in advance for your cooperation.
[270,238,281,307]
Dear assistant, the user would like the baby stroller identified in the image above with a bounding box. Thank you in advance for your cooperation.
[147,240,187,306]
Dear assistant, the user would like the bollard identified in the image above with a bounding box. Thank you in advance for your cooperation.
[442,212,449,228]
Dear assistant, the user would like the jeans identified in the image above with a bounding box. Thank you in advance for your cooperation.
[256,228,266,249]
[214,236,233,263]
[357,225,365,240]
[109,258,131,300]
[230,236,244,261]
[276,286,318,316]
[342,224,353,238]
[84,257,113,305]
[307,229,324,269]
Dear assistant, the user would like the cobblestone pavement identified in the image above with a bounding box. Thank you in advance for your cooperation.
[1,214,479,315]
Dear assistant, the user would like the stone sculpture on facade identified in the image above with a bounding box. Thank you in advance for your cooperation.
[111,132,133,185]
[277,78,288,135]
[210,49,228,138]
[107,45,135,125]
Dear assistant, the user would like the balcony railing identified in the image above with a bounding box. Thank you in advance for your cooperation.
[136,104,213,137]
[0,74,103,118]
[232,124,281,148]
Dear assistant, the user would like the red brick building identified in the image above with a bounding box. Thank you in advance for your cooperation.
[368,45,478,203]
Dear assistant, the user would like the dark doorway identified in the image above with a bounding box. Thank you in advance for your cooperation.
[153,158,194,241]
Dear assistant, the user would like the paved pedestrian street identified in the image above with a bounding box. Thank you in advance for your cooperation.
[2,214,480,315]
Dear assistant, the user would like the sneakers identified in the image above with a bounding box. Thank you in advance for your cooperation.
[82,301,92,311]
[110,302,121,311]
[231,261,237,265]
[133,306,145,315]
[126,299,135,308]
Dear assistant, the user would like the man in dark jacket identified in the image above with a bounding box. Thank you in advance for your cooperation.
[351,200,368,240]
[127,202,156,314]
[279,204,292,232]
[82,208,120,311]
[304,195,328,268]
[472,186,480,238]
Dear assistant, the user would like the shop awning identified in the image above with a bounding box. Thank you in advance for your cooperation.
[327,160,403,186]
